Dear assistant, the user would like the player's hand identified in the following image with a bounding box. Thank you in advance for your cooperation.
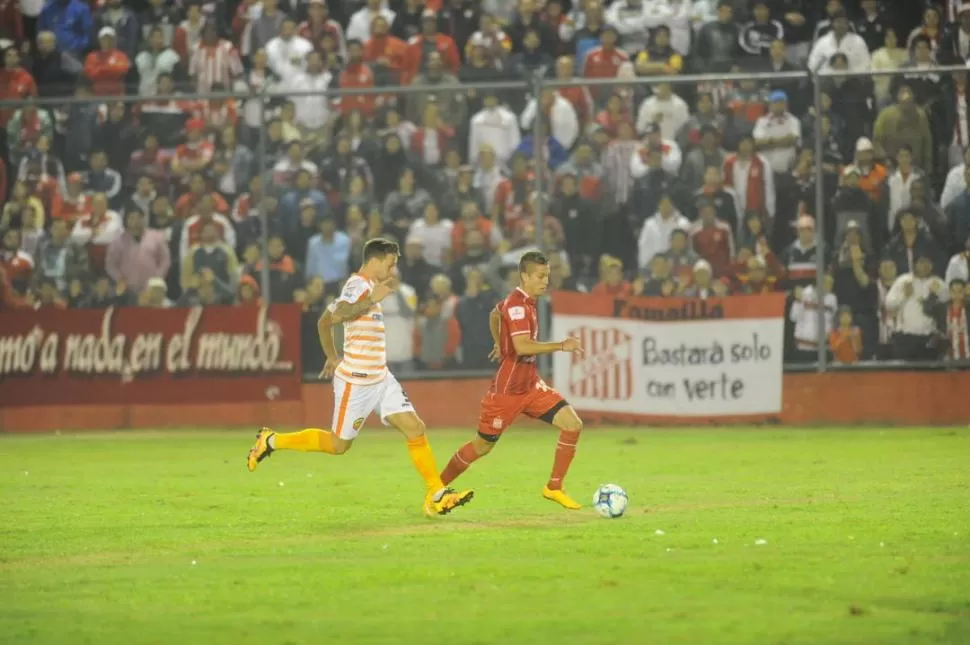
[370,277,399,303]
[560,337,585,357]
[488,343,501,362]
[320,357,340,380]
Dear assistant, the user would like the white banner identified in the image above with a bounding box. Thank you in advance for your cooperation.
[551,314,784,417]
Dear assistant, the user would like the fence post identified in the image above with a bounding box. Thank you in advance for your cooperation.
[256,86,271,302]
[532,72,546,248]
[812,75,828,373]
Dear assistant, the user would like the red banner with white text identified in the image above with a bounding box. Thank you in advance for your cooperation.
[0,305,302,407]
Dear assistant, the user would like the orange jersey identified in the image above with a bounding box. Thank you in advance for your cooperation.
[329,274,387,385]
[829,327,862,364]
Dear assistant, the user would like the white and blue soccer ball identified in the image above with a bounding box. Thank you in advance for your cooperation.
[593,484,628,518]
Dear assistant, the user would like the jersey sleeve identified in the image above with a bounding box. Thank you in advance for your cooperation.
[327,277,370,313]
[503,302,532,337]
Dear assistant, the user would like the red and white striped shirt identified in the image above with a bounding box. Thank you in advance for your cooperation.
[189,40,243,93]
[947,304,969,360]
[602,139,638,206]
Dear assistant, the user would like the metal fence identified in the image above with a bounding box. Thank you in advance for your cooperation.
[2,64,968,378]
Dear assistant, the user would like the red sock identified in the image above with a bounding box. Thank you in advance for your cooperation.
[547,430,580,490]
[440,442,481,485]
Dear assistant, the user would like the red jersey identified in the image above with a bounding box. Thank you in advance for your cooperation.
[492,288,541,395]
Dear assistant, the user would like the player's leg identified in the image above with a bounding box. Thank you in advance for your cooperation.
[440,391,520,485]
[246,377,364,471]
[525,387,584,509]
[380,374,473,516]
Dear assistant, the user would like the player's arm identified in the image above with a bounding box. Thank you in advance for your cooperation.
[317,309,344,362]
[511,335,583,357]
[327,292,376,324]
[489,306,502,346]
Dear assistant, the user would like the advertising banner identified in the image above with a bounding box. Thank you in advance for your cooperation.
[0,305,302,407]
[551,292,786,419]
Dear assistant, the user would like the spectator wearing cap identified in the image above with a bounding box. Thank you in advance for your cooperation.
[682,259,729,298]
[105,208,170,294]
[874,84,934,173]
[93,0,139,63]
[723,134,774,223]
[84,26,130,95]
[347,0,396,44]
[789,277,837,362]
[753,90,800,175]
[689,196,735,277]
[637,193,689,272]
[141,277,173,308]
[851,137,888,208]
[305,215,350,291]
[694,0,741,73]
[739,0,783,61]
[831,165,879,251]
[885,252,946,360]
[635,81,689,144]
[779,215,822,290]
[885,209,944,278]
[808,8,869,73]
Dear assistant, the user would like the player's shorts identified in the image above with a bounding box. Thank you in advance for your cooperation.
[332,372,414,440]
[477,380,569,441]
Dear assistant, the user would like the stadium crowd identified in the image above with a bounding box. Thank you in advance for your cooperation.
[0,0,969,370]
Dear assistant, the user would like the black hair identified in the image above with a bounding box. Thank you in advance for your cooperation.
[518,250,549,275]
[363,237,400,262]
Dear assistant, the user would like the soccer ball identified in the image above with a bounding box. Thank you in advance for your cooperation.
[592,484,628,518]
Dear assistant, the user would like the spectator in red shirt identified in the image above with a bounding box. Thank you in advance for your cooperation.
[84,26,131,95]
[402,9,461,84]
[555,55,594,128]
[451,201,501,258]
[0,228,33,295]
[365,15,408,85]
[582,25,628,101]
[689,196,736,277]
[0,45,38,129]
[337,39,378,117]
[592,255,634,297]
[171,119,215,181]
[174,173,229,219]
[300,0,346,57]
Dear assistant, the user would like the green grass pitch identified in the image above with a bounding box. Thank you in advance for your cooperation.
[1,427,969,645]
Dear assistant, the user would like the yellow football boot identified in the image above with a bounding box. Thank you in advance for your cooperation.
[543,486,581,510]
[246,427,275,472]
[424,487,474,517]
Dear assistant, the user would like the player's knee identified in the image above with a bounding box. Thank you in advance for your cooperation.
[472,436,495,456]
[560,413,583,434]
[400,417,427,439]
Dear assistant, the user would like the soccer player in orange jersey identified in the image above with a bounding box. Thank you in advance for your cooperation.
[247,238,473,517]
[440,251,587,509]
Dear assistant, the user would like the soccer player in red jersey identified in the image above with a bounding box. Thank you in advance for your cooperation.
[440,251,587,509]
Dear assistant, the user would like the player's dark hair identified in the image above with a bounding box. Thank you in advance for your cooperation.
[363,237,400,263]
[518,251,549,275]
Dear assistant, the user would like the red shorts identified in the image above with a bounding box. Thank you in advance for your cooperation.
[477,384,568,439]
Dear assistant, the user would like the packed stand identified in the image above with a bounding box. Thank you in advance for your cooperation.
[0,0,968,371]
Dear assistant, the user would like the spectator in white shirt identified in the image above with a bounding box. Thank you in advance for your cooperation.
[885,253,947,359]
[520,89,580,152]
[753,90,801,174]
[808,8,870,73]
[636,81,690,143]
[790,280,838,360]
[638,194,690,271]
[605,0,666,54]
[946,234,970,286]
[886,145,924,233]
[631,122,683,177]
[468,92,521,167]
[346,0,396,44]
[408,202,454,267]
[280,50,333,132]
[265,18,314,78]
[941,147,970,209]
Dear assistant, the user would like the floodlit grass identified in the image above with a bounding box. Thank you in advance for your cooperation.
[1,427,969,645]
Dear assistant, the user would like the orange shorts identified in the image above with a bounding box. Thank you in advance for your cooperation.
[477,385,568,440]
